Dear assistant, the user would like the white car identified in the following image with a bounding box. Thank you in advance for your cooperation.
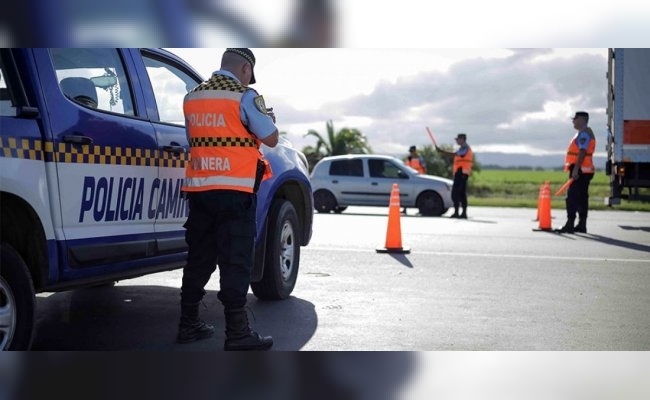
[310,154,453,216]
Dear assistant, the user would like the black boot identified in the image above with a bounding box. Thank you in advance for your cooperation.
[224,308,273,351]
[177,301,215,344]
[575,213,587,233]
[555,221,575,234]
[460,208,467,219]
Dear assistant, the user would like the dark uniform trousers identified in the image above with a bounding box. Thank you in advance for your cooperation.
[451,168,469,209]
[181,190,256,311]
[566,166,593,223]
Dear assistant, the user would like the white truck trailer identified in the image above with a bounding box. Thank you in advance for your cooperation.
[606,48,650,204]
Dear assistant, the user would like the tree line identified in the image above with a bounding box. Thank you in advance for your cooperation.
[301,120,481,178]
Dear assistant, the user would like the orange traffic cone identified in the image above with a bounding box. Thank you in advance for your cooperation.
[534,181,552,231]
[376,183,411,254]
[535,182,542,221]
[535,180,549,221]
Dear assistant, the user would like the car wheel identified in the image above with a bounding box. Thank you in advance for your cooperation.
[251,200,300,300]
[333,206,348,214]
[0,242,35,350]
[417,191,444,216]
[313,189,337,213]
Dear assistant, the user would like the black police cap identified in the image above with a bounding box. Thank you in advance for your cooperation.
[225,48,256,84]
[573,111,589,120]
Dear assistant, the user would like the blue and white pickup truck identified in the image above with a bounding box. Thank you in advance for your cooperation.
[0,48,313,350]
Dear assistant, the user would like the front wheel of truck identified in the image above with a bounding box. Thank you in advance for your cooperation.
[252,199,300,300]
[0,242,35,351]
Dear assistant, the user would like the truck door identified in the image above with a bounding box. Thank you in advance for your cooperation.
[135,50,201,256]
[33,48,160,273]
[0,50,52,247]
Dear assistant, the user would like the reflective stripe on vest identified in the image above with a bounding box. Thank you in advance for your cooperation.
[453,146,473,175]
[564,132,596,173]
[407,157,425,173]
[182,74,261,193]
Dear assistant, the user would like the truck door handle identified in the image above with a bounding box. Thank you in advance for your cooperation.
[371,182,378,186]
[331,180,339,184]
[63,135,93,145]
[162,145,186,154]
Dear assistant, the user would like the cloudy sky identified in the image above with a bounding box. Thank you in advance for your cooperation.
[170,48,608,163]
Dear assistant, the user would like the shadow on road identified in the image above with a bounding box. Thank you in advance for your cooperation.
[14,352,419,400]
[388,253,414,268]
[464,218,497,224]
[32,285,317,351]
[577,232,650,254]
[619,225,650,233]
[532,230,577,240]
[27,285,419,399]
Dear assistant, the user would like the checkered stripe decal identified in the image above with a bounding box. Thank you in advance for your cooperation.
[189,137,256,147]
[159,150,189,168]
[0,136,188,168]
[191,75,247,93]
[0,137,46,161]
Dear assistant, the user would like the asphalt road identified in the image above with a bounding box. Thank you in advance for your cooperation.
[32,206,650,350]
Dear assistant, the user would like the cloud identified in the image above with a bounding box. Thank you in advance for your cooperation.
[281,49,607,155]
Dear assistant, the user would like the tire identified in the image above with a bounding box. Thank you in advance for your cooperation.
[417,191,444,216]
[313,189,337,213]
[251,200,300,300]
[333,206,348,214]
[0,243,35,351]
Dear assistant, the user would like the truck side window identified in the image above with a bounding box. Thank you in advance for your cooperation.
[49,48,135,116]
[142,54,199,126]
[0,57,15,117]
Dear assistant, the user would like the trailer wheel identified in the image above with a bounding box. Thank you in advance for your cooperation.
[0,242,35,350]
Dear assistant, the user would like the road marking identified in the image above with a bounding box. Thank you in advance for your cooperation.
[305,246,650,264]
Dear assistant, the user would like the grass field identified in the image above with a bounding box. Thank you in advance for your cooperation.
[467,169,650,212]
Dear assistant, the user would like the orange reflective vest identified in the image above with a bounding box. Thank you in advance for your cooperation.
[453,146,473,175]
[407,156,425,173]
[182,74,265,193]
[564,131,596,174]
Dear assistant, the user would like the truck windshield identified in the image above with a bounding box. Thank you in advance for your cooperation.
[50,48,135,116]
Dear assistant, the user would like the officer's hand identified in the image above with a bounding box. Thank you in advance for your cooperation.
[266,108,276,123]
[571,169,580,181]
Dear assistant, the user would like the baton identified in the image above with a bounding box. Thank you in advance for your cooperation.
[555,178,574,196]
[425,127,438,147]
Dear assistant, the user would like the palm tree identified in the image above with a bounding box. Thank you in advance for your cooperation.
[302,120,372,171]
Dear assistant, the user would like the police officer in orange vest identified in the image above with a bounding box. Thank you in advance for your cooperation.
[556,111,596,233]
[436,133,473,219]
[403,145,426,214]
[406,145,426,174]
[178,48,278,350]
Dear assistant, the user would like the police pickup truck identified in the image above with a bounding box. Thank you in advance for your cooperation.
[0,48,313,350]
